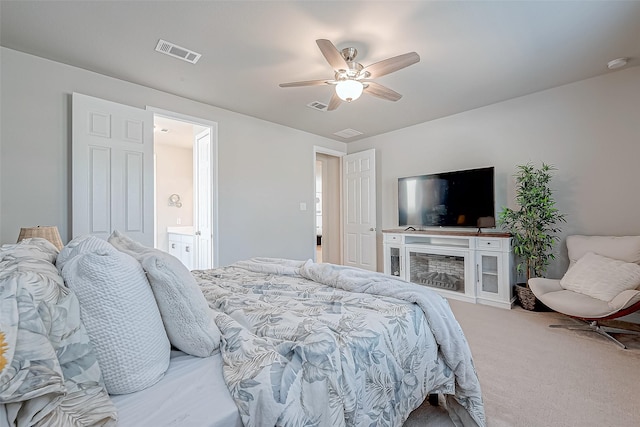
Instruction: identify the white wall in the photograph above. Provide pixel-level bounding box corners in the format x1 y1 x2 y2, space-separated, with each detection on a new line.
0 47 347 265
3 46 640 277
348 66 640 280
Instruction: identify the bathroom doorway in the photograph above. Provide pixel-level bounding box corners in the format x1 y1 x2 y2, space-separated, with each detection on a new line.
151 109 219 269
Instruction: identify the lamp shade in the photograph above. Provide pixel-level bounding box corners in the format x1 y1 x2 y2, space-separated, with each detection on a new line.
17 226 63 250
335 80 364 102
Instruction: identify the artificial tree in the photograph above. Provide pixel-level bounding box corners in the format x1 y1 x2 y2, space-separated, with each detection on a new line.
498 163 566 309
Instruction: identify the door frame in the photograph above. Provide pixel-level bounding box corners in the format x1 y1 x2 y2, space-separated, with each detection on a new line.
147 106 220 267
313 146 346 263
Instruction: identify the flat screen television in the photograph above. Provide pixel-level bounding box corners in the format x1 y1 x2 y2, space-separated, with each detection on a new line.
398 166 495 229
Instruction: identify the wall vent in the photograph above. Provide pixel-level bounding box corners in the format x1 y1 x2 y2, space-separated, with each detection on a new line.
306 101 328 112
155 39 202 64
334 128 364 139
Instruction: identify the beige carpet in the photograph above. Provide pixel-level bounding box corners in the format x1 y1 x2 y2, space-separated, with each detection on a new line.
404 299 640 426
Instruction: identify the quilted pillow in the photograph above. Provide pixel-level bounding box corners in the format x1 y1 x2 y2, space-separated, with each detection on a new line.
560 252 640 302
56 234 114 272
61 241 170 394
109 230 221 356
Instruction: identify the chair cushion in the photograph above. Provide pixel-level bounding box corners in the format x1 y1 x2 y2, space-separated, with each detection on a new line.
608 289 640 311
560 252 640 302
529 277 638 319
535 288 617 318
566 235 640 268
528 277 563 297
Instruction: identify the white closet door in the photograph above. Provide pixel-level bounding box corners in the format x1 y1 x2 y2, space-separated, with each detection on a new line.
72 93 154 246
343 149 377 271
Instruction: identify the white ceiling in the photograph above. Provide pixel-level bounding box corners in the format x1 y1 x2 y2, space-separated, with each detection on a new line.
154 116 206 149
1 1 639 143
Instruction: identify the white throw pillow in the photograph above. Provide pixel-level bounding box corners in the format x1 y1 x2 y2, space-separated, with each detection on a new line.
560 252 640 302
56 235 113 272
141 253 221 356
61 245 170 394
107 229 150 257
109 230 221 356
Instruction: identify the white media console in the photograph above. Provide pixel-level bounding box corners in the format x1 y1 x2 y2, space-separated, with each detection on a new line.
383 229 515 309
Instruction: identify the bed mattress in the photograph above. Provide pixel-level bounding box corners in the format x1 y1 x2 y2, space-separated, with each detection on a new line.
110 350 242 427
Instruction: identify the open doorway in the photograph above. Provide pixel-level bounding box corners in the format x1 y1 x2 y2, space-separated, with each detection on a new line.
315 150 343 264
151 109 218 270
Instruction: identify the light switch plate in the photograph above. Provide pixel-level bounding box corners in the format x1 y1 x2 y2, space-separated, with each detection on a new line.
299 202 307 211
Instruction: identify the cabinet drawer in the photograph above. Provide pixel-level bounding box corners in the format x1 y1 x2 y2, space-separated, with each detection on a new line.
168 233 194 252
169 233 193 243
477 238 502 250
384 233 402 243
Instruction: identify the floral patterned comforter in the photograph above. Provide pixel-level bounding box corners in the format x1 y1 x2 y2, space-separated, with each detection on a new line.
193 258 485 427
0 238 116 426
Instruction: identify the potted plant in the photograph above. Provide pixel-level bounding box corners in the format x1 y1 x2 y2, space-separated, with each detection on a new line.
498 163 566 310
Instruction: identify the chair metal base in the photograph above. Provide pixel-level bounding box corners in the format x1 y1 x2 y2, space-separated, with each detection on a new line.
549 319 640 349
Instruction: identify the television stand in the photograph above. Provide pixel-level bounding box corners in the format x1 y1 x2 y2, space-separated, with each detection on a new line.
382 229 515 309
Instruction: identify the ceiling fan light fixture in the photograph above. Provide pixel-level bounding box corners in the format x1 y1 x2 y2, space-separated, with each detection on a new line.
279 39 420 110
335 80 363 102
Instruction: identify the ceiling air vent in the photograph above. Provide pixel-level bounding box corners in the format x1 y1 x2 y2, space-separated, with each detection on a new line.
334 128 363 139
306 101 328 112
155 39 202 64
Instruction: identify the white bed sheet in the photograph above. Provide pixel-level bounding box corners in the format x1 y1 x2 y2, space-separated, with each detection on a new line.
111 350 241 427
0 403 7 427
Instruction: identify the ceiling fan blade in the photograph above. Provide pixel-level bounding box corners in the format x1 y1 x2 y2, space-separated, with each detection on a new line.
316 39 348 71
279 79 330 88
363 52 420 78
363 81 402 101
327 92 342 111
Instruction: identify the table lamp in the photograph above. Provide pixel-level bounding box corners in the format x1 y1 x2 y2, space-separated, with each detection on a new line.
17 225 63 250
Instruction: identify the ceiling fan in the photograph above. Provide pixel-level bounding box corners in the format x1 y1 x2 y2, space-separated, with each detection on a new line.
279 39 420 111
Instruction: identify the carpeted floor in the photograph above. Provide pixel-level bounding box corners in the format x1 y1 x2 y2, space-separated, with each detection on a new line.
404 299 640 426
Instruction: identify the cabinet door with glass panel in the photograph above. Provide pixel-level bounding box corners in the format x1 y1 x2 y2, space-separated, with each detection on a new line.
384 244 404 278
475 237 513 305
476 251 505 303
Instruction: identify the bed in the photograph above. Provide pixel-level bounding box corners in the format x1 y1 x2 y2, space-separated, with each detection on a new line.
0 237 485 427
191 258 484 426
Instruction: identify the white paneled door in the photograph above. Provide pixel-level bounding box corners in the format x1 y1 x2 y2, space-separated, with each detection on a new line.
72 93 154 246
343 149 377 271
